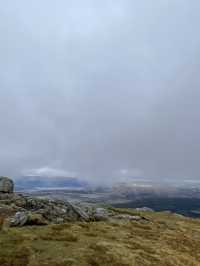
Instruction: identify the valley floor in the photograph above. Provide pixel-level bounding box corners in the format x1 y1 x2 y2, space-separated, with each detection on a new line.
0 209 200 266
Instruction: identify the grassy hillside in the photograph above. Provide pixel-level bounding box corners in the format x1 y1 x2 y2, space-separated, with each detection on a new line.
0 209 200 266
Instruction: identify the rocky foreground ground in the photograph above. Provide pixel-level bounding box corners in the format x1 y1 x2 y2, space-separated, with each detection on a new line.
0 177 200 265
0 177 147 227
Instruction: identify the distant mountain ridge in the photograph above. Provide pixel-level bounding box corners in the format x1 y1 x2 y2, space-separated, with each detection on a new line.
14 176 88 190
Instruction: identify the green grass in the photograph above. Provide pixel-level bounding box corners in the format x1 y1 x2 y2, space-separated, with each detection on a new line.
0 209 200 265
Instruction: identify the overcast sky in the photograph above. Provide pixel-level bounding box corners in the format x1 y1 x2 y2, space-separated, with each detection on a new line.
0 1 200 184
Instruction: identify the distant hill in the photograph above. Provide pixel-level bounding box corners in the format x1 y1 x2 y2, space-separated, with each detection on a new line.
113 197 200 218
14 176 88 191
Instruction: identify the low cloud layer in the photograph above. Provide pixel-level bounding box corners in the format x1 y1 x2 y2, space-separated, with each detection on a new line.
22 166 77 179
0 1 200 184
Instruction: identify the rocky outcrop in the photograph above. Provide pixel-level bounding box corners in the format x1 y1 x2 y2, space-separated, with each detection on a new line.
0 177 14 193
0 194 90 225
0 193 146 227
0 177 145 227
8 212 48 227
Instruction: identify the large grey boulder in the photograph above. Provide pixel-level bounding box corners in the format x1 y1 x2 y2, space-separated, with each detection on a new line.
6 211 48 227
67 202 90 221
0 177 14 193
93 208 111 221
9 212 29 227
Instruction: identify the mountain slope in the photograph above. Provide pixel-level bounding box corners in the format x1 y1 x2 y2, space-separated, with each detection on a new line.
0 209 200 266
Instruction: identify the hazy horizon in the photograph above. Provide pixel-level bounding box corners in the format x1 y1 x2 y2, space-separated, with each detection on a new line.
1 1 200 184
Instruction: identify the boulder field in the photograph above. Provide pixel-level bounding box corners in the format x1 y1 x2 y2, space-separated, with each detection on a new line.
0 177 146 227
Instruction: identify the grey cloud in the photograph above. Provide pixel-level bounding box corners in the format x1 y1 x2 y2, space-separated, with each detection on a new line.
22 166 77 178
0 1 200 183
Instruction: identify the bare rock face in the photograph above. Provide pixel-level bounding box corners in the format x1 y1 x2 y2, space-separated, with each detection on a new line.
0 177 14 193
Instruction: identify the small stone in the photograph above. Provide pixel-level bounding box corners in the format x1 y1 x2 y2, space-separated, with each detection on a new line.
56 217 64 224
114 214 142 221
135 207 154 212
